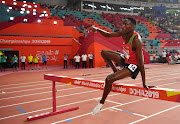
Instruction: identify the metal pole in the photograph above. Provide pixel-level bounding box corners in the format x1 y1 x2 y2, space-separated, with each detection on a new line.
52 81 56 112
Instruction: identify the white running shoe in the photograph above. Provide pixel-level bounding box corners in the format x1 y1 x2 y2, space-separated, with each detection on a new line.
91 102 104 115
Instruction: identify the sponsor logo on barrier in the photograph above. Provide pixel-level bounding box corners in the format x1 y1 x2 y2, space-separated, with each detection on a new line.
129 88 159 98
74 80 81 85
112 86 126 93
74 80 104 89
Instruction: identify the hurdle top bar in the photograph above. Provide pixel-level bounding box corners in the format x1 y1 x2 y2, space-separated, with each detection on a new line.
44 74 180 103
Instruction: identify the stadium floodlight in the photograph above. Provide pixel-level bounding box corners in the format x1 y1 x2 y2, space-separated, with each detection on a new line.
20 11 24 14
33 12 36 15
26 10 30 14
40 14 44 17
34 5 37 8
28 5 32 8
53 21 57 24
2 1 5 4
37 19 41 23
7 9 10 12
24 18 27 22
22 4 27 7
21 8 25 11
10 17 14 21
13 2 17 5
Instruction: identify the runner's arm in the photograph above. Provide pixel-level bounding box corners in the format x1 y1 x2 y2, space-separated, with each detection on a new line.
88 27 124 38
97 29 124 38
133 35 147 88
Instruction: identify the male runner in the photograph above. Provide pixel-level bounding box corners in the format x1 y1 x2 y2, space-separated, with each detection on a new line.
88 17 155 115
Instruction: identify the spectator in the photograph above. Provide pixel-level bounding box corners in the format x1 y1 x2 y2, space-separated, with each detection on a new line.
88 52 94 68
174 53 179 61
150 43 153 49
28 53 33 70
20 54 26 70
1 54 7 71
42 53 48 69
162 51 167 64
12 54 18 72
82 52 87 68
168 54 177 65
178 53 180 60
33 55 40 70
153 52 156 63
74 54 80 68
63 54 68 69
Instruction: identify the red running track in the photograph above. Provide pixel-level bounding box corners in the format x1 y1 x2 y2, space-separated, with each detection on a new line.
0 64 180 124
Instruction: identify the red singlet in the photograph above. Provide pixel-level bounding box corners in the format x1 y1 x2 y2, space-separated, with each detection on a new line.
122 31 139 65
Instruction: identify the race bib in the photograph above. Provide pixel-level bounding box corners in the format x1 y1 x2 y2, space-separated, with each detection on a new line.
128 64 137 72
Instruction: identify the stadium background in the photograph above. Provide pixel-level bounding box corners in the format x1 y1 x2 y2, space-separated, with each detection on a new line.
0 0 180 68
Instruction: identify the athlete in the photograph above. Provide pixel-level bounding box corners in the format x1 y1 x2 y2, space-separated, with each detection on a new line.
88 17 155 115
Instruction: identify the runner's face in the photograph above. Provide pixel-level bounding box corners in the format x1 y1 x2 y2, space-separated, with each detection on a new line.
122 19 134 34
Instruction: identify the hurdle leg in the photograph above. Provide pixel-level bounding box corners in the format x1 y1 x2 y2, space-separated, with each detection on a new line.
53 81 56 112
27 81 79 121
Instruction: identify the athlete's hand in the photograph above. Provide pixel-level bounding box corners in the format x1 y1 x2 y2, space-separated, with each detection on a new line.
143 84 156 90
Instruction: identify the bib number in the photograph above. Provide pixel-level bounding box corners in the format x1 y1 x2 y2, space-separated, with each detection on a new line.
128 64 137 72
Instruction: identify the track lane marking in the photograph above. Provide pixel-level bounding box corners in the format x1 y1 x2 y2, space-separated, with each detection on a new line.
129 104 180 124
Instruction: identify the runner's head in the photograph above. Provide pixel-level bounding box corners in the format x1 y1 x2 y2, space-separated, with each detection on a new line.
122 17 136 34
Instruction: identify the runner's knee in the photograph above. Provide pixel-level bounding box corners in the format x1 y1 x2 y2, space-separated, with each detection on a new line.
101 50 106 57
101 50 111 56
105 74 115 84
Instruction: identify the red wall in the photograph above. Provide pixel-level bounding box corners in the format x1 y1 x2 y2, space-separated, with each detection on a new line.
0 45 72 66
1 20 72 36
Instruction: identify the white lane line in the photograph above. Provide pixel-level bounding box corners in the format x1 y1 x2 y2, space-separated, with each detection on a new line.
88 71 180 82
1 84 68 94
0 80 48 87
129 104 180 124
87 68 180 78
105 100 123 105
111 107 147 118
134 76 180 85
112 74 180 87
0 90 99 109
1 82 52 90
0 87 83 100
86 69 180 79
51 98 148 124
0 93 120 120
0 66 179 87
157 81 180 87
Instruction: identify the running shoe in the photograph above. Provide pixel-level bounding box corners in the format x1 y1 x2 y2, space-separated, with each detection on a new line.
91 102 104 115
